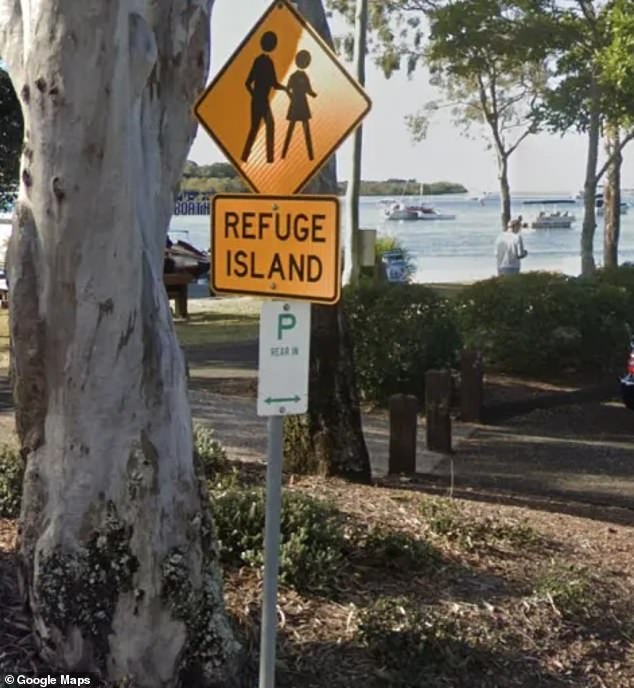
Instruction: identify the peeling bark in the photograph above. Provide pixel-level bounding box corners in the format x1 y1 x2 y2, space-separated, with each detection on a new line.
1 2 243 685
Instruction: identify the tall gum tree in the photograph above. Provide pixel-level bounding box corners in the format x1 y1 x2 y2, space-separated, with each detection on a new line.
284 0 371 483
0 1 244 684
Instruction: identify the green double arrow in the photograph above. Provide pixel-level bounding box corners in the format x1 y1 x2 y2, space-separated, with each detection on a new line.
265 395 301 404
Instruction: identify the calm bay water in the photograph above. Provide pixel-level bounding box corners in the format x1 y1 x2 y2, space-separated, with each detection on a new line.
170 193 634 283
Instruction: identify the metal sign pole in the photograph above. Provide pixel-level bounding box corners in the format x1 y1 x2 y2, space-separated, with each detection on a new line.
258 414 284 688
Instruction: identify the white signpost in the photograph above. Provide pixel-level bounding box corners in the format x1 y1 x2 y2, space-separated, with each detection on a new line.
193 3 371 685
257 301 311 416
256 301 310 687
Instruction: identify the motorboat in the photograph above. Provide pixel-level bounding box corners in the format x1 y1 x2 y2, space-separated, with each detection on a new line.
595 195 628 216
522 199 576 229
165 232 210 279
412 205 456 221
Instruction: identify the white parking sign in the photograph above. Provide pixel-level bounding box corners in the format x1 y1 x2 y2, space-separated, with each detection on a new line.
257 301 311 416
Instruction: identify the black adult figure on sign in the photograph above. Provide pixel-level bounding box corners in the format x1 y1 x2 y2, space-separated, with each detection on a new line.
241 31 286 164
281 50 317 161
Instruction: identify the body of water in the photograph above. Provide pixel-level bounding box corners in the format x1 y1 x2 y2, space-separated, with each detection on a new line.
170 193 634 283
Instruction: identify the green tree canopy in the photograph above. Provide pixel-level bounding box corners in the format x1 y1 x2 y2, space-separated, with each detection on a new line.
0 67 22 210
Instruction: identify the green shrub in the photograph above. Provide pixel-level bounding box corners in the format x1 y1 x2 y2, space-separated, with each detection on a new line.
193 424 228 479
344 283 461 403
357 597 482 684
211 487 344 590
455 272 630 374
0 444 24 518
362 528 442 572
592 265 634 322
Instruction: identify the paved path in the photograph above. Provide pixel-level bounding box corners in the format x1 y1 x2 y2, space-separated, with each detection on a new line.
189 384 473 478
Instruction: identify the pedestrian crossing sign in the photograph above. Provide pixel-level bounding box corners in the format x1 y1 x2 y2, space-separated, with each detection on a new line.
193 0 372 195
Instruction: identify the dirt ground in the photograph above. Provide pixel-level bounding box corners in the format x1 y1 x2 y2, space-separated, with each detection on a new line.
1 357 634 686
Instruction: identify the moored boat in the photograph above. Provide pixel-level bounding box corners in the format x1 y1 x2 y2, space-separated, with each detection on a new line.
522 199 576 229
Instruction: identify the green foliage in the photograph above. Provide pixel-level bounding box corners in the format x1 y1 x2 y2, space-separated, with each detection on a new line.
533 565 597 619
420 498 541 551
344 283 461 403
357 597 483 685
454 272 630 374
0 68 23 210
193 424 228 480
180 175 247 194
211 487 344 590
182 160 238 179
374 235 416 281
0 444 23 518
337 180 468 195
592 265 634 321
362 528 442 572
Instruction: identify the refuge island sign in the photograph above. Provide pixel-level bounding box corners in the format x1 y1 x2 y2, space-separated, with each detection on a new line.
212 194 340 303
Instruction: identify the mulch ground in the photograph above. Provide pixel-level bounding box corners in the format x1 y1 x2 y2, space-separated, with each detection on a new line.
2 474 634 687
2 373 634 686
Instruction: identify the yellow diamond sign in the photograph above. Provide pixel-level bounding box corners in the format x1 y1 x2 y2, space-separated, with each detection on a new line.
194 0 371 195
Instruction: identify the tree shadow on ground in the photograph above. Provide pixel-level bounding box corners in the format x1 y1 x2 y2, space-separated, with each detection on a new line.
413 400 634 517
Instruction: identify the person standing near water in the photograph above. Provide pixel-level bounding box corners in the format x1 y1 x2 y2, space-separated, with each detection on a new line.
241 31 287 164
495 218 528 275
281 50 317 160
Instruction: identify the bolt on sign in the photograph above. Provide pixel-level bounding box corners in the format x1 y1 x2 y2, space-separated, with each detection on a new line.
193 0 372 195
212 194 340 304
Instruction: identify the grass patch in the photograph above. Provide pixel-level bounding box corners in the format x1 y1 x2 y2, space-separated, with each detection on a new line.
357 596 486 685
0 309 9 370
419 497 542 550
174 310 259 346
533 564 599 620
360 528 442 573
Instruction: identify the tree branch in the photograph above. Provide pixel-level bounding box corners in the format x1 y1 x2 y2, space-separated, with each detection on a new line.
595 128 634 183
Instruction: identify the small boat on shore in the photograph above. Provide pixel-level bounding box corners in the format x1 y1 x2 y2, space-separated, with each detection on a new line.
165 232 210 279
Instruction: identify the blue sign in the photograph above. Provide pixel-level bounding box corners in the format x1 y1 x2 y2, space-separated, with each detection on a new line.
174 200 210 215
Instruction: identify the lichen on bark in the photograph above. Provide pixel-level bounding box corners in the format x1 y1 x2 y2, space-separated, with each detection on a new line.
36 502 139 669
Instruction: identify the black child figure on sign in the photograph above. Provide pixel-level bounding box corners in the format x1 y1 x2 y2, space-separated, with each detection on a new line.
241 31 287 164
281 50 317 161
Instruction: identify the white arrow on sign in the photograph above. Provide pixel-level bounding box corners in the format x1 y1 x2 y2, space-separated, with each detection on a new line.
257 301 311 417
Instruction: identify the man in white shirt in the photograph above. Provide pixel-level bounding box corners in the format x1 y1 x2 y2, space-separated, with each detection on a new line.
494 218 527 275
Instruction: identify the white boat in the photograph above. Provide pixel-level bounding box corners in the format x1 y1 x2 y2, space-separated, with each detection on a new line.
380 200 418 221
595 195 628 216
522 199 576 229
411 205 456 221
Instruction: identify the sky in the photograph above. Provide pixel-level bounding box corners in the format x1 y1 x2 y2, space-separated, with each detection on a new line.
188 0 634 194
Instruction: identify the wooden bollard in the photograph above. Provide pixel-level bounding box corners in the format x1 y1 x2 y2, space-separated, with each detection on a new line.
425 370 452 453
460 349 483 422
388 394 418 474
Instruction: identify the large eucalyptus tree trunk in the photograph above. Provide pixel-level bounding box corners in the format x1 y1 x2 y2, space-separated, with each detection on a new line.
0 2 242 684
581 76 601 276
603 126 622 269
284 0 371 484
